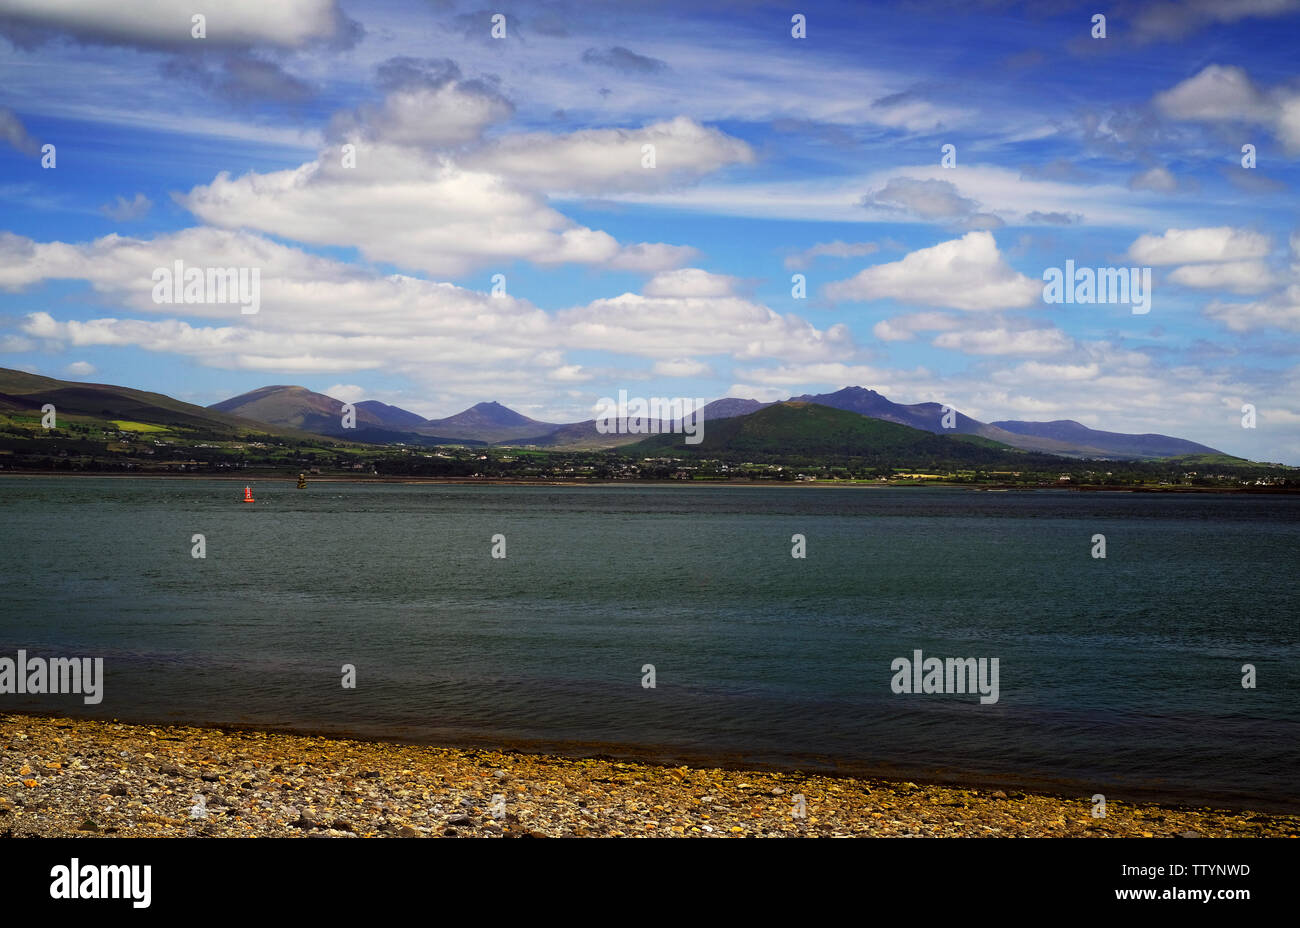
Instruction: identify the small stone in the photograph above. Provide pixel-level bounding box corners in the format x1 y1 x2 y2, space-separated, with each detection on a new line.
446 814 473 827
1177 830 1201 838
395 825 421 838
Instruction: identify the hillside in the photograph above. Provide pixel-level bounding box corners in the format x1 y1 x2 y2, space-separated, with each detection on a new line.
210 385 477 445
788 386 1215 459
417 401 559 443
990 419 1221 459
0 368 321 441
623 401 1041 466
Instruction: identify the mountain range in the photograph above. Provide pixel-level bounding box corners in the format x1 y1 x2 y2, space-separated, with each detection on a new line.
0 368 323 442
207 382 1222 460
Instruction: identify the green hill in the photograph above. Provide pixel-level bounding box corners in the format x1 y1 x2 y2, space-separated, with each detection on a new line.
0 368 327 442
623 401 1042 466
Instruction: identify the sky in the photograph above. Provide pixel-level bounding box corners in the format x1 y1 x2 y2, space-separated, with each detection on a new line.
0 0 1297 461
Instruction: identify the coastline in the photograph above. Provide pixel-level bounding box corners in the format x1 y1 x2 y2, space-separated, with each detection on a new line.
5 714 1296 838
0 471 1294 492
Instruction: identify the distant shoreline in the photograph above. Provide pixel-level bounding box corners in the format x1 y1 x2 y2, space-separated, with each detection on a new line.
0 471 1295 493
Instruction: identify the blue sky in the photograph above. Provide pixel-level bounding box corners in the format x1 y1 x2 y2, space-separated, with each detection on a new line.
0 0 1298 460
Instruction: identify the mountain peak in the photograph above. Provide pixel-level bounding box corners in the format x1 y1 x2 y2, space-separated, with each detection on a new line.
419 400 556 440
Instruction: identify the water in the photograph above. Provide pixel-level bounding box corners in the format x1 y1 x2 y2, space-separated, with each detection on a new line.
2 477 1297 810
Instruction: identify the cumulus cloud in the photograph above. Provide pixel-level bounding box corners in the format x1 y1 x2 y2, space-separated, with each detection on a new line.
1168 261 1276 294
172 73 739 275
99 193 153 221
641 268 737 299
1154 65 1300 154
64 360 96 376
1 228 851 406
1128 166 1180 193
825 231 1040 311
871 311 956 342
467 116 754 195
323 383 365 403
0 0 358 50
176 144 689 278
1205 287 1300 333
560 282 853 362
331 60 514 148
931 326 1073 356
861 177 1002 229
653 358 712 377
1128 227 1273 265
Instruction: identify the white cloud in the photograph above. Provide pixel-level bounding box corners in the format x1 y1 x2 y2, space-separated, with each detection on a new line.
932 327 1073 356
324 383 365 403
1205 286 1300 332
642 267 736 299
1154 65 1273 122
871 311 957 342
653 358 712 377
1168 261 1276 294
1154 65 1300 154
99 193 152 221
784 240 880 271
177 146 689 277
612 163 1167 228
861 177 1001 228
2 227 853 409
1128 166 1179 193
1128 227 1273 265
0 0 352 48
335 81 514 148
64 360 96 376
825 231 1040 311
468 117 754 195
560 289 853 362
173 90 741 277
0 334 35 352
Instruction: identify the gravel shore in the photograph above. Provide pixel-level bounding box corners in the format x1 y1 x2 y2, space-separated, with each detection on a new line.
3 714 1296 838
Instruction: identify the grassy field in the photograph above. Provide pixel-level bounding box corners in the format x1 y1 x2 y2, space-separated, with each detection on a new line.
109 420 170 433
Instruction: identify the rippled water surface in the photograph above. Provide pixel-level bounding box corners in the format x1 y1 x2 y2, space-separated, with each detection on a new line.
2 477 1297 809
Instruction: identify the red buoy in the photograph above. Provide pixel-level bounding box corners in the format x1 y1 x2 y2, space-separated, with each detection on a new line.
242 486 255 503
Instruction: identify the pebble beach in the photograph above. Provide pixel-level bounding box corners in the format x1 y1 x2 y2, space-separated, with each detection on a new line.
3 714 1296 838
